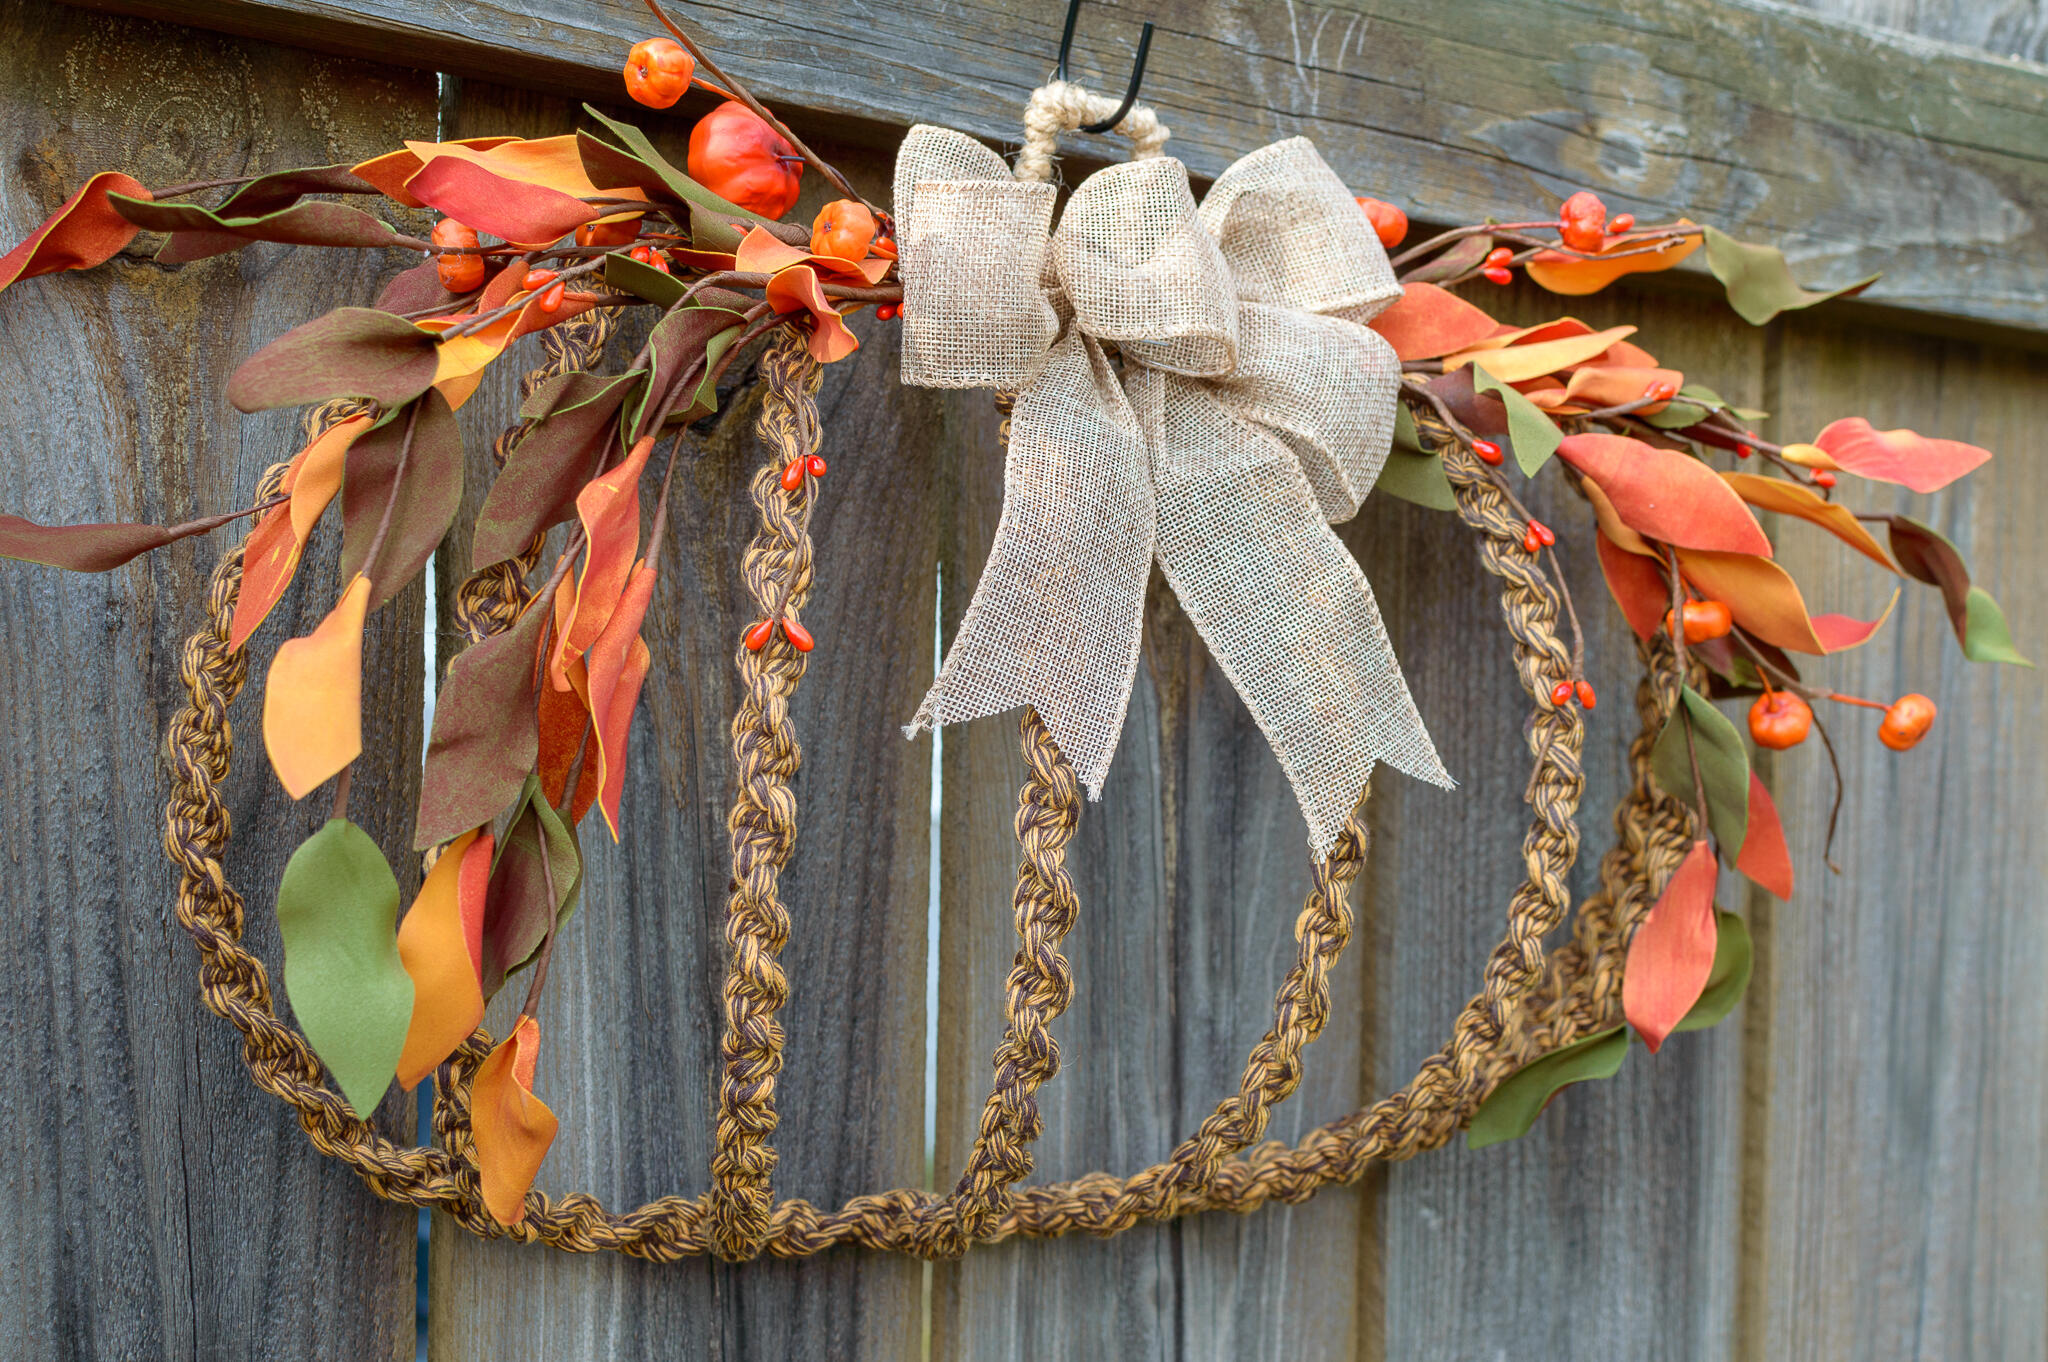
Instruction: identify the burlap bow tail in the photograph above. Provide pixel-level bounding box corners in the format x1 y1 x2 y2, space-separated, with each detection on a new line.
895 127 1451 856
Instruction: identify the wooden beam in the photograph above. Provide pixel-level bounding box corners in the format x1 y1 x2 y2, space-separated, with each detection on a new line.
59 0 2048 334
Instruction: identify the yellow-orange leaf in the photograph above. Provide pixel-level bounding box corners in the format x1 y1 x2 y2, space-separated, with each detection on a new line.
1446 326 1638 384
1562 365 1685 412
262 573 371 798
473 1014 558 1226
395 829 488 1089
1674 550 1826 654
1582 477 1656 556
352 137 520 206
1525 225 1701 296
231 414 372 650
424 289 604 411
1722 472 1898 571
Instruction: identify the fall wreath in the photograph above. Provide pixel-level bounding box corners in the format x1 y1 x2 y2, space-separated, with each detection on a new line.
0 1 2022 1260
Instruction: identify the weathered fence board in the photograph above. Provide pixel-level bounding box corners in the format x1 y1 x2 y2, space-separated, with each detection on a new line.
426 96 938 1361
0 4 433 1359
61 0 2048 331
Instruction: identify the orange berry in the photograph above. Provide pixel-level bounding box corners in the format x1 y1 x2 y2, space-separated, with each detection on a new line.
1559 190 1607 252
689 101 802 218
743 619 775 652
1576 680 1597 709
1607 213 1636 233
576 217 641 249
1353 196 1408 249
1665 598 1734 643
780 458 805 491
1749 691 1813 749
432 219 486 292
1878 693 1936 751
623 37 694 109
810 199 877 261
781 618 815 653
1550 680 1575 707
1813 470 1837 489
1470 438 1503 465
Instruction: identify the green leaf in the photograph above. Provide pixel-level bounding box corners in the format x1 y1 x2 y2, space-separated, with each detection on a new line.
1962 586 2033 666
277 818 413 1116
1393 402 1423 454
1652 686 1750 852
1466 1025 1628 1149
1375 449 1457 511
627 304 748 438
1674 910 1753 1033
1702 225 1880 326
1644 400 1714 429
604 249 688 308
338 388 464 608
227 307 438 413
1471 365 1562 474
481 776 583 999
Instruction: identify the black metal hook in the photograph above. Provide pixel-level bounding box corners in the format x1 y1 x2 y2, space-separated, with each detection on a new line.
1054 0 1155 135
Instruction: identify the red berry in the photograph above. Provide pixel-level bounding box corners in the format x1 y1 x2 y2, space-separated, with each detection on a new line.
1736 443 1754 459
1523 528 1541 553
624 37 695 109
1484 246 1513 268
782 618 815 652
780 459 805 491
1607 213 1636 234
1642 380 1678 403
807 455 827 478
1482 265 1513 285
743 619 774 652
539 281 566 313
1559 190 1608 252
524 268 558 290
1530 519 1556 547
1470 438 1503 465
1550 680 1575 707
1576 680 1597 709
1813 470 1837 489
875 303 900 321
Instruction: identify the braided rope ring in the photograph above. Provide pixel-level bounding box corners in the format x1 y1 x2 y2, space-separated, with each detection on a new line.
157 328 1698 1260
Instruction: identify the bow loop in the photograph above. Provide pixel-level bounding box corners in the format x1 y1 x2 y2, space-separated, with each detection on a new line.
1198 138 1401 324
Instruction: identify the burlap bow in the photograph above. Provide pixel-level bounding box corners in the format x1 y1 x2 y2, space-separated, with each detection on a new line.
894 126 1451 857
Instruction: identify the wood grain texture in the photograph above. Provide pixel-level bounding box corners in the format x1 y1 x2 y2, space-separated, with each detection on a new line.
1744 317 2048 1361
426 101 937 1360
1786 0 2048 63
0 4 432 1358
1354 283 1764 1361
55 0 2048 333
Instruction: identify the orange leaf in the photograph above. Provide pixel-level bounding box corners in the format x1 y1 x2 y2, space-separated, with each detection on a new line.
1596 528 1669 640
1810 418 1992 494
471 1014 558 1227
1674 550 1826 653
351 137 520 207
1721 472 1898 571
1561 365 1685 412
1446 326 1639 384
262 573 371 798
763 264 860 364
1581 477 1655 556
231 414 372 650
395 829 488 1088
585 561 657 839
562 437 655 666
1365 282 1501 361
1735 774 1794 900
1623 840 1720 1053
0 172 150 293
535 672 592 811
1525 225 1701 296
1558 434 1772 556
734 225 890 285
424 288 602 411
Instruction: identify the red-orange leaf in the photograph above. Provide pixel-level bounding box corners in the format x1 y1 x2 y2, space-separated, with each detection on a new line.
763 264 859 364
1623 840 1720 1053
352 137 521 206
734 225 890 285
0 172 149 293
562 436 655 664
1365 282 1500 361
1811 418 1992 494
1525 225 1701 296
263 573 371 799
472 1015 558 1227
535 670 592 814
232 414 371 650
1596 528 1669 640
1735 774 1794 899
1674 549 1826 654
1448 327 1638 385
395 829 488 1089
405 155 599 249
585 561 657 839
1558 434 1772 556
1811 590 1899 652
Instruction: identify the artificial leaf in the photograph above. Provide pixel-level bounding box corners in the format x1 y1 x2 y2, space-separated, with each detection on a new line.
227 307 438 412
471 1015 558 1227
1884 515 2032 663
1810 418 1991 494
1722 471 1897 571
1673 549 1830 654
734 225 892 285
1422 369 1509 444
1557 434 1772 556
396 829 489 1089
584 561 657 838
232 413 372 650
413 600 549 850
560 436 656 664
1581 478 1654 557
473 370 643 571
375 259 463 316
0 171 148 293
404 153 599 248
1810 590 1898 651
1622 839 1720 1053
1376 450 1457 511
1595 528 1669 640
627 304 748 438
276 818 412 1115
212 164 377 217
1734 773 1793 899
536 666 593 813
352 136 521 207
1465 1026 1627 1150
1448 326 1638 384
1559 365 1686 413
1961 587 2031 666
1457 317 1597 352
1651 687 1750 852
422 287 604 412
263 574 370 799
481 777 582 998
604 249 687 308
111 194 410 264
338 390 464 609
1702 225 1878 325
1524 225 1700 295
1673 910 1754 1033
0 512 204 572
580 106 784 233
1400 234 1492 286
764 264 860 364
1471 366 1562 474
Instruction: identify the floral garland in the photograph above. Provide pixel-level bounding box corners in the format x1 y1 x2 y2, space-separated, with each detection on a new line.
0 0 2020 1226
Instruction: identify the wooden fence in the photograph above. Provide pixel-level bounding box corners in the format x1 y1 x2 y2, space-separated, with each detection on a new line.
1 1 2041 1358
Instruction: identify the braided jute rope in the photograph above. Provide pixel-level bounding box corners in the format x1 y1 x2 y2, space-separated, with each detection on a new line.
156 318 1699 1259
